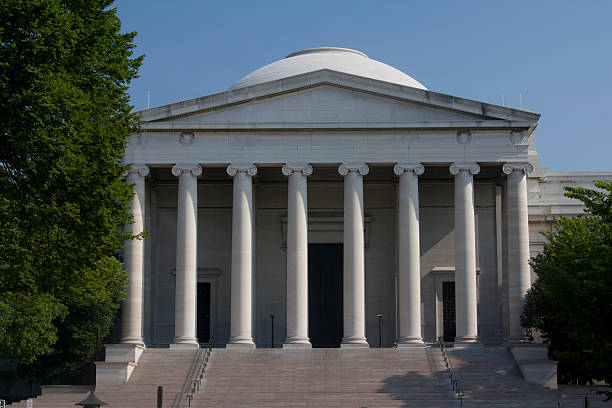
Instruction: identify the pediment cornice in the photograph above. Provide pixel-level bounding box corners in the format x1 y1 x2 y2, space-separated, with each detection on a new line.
136 69 539 133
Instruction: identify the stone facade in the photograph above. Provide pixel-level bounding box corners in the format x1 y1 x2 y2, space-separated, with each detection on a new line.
116 47 612 352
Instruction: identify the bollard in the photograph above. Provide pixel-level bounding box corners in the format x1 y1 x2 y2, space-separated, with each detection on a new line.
157 386 163 408
270 315 275 348
376 313 383 348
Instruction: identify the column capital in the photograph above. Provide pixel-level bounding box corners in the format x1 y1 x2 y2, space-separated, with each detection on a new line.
338 162 369 176
282 163 313 177
502 162 534 175
125 164 150 178
227 163 257 177
172 164 202 177
450 162 480 175
394 163 425 176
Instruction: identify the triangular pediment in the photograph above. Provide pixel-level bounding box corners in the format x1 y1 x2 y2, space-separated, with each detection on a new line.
167 85 485 124
138 69 539 131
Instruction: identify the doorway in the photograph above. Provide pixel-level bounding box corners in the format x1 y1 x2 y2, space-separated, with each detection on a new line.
308 243 343 347
197 282 211 344
442 281 456 342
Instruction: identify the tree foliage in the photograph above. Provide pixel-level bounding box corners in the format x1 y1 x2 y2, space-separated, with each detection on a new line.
522 181 612 386
0 0 142 378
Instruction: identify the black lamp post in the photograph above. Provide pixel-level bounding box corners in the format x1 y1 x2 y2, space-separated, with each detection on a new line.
75 390 106 408
376 313 384 348
270 315 275 348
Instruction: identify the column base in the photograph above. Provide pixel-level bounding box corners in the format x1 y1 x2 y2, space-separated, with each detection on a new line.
283 336 311 348
227 336 255 349
397 337 426 347
454 336 482 348
341 337 369 348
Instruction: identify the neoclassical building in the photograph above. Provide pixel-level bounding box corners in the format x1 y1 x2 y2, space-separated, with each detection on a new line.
117 47 611 351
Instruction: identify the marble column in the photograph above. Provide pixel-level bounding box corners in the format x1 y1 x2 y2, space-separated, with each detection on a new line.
450 162 480 344
282 163 313 348
171 164 202 348
394 163 425 346
227 164 257 348
503 162 534 342
338 163 369 347
120 165 149 345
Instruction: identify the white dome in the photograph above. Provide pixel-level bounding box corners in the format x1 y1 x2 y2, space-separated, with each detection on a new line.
229 47 427 91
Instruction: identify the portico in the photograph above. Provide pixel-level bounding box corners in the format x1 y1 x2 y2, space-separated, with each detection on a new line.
118 48 539 350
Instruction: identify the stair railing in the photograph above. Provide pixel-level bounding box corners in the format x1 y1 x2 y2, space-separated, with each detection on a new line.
186 337 215 407
557 397 570 408
438 337 465 407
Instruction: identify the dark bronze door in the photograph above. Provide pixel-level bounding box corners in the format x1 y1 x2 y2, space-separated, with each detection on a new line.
308 244 343 348
197 282 211 343
442 281 456 342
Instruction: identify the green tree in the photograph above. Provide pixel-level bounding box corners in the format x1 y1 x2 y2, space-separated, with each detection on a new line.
0 0 142 379
522 181 612 388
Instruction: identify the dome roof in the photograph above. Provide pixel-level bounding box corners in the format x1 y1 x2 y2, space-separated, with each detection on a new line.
229 47 427 91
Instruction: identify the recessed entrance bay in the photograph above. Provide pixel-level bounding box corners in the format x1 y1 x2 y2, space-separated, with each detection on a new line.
308 244 343 348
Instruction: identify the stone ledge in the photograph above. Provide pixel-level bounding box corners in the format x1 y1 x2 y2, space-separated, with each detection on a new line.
95 361 137 387
509 343 558 389
40 385 90 395
104 343 145 363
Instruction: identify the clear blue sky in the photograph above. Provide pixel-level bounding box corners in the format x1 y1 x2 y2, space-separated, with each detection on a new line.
115 0 611 172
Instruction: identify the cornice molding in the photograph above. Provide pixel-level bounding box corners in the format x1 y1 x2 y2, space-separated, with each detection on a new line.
450 162 480 175
502 162 534 175
125 164 150 178
282 163 313 177
393 163 425 176
171 164 202 177
227 163 257 177
338 163 369 176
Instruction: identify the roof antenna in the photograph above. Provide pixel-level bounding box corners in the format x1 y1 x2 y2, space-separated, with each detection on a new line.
147 90 151 109
501 93 505 107
519 92 523 110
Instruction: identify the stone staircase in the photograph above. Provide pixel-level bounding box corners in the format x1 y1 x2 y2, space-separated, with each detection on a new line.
192 347 456 408
9 348 201 408
448 346 606 408
8 345 608 408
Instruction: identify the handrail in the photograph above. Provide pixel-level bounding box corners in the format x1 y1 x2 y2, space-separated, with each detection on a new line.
186 337 214 407
557 398 570 408
438 337 465 407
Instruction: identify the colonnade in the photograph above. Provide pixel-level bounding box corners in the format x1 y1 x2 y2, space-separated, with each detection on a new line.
121 161 533 347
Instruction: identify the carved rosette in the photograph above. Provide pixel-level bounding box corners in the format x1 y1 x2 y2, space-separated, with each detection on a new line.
502 162 533 175
171 164 202 177
227 163 257 177
124 164 150 178
450 162 480 175
282 163 313 177
456 130 473 145
393 163 425 176
338 163 369 176
509 130 527 145
179 132 195 146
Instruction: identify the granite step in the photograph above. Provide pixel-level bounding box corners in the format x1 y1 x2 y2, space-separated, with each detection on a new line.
9 345 607 408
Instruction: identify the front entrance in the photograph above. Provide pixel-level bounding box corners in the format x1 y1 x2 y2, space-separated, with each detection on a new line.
442 281 456 342
197 282 211 343
308 244 343 347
